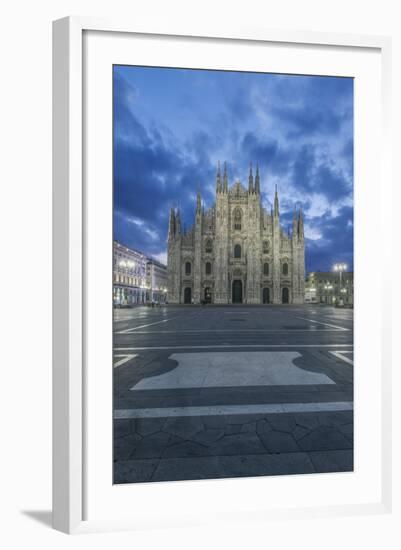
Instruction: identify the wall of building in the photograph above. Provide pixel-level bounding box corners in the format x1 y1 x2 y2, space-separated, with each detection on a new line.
305 272 354 306
146 260 168 303
167 166 305 305
113 241 167 306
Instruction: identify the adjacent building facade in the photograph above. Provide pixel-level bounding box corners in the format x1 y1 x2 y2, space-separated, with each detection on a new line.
146 259 168 304
113 242 148 306
113 241 167 306
167 163 305 304
305 271 354 306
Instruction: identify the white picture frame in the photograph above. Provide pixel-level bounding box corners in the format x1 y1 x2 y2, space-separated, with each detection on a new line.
52 16 392 534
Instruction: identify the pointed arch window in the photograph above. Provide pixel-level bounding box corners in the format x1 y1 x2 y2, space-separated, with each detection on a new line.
205 239 213 254
205 262 212 275
282 262 288 276
234 208 242 230
263 262 269 276
185 261 191 275
234 244 241 259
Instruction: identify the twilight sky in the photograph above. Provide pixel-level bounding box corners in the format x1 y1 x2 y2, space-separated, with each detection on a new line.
113 65 353 272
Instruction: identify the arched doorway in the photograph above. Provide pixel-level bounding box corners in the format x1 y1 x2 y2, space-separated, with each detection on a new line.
262 287 270 304
204 287 212 304
184 287 192 304
232 280 243 304
282 287 289 304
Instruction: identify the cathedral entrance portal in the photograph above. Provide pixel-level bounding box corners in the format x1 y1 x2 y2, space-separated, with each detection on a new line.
184 287 192 304
262 287 270 304
232 280 243 304
204 287 212 304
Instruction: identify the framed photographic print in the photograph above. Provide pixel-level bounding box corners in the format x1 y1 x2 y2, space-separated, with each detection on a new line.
52 17 392 533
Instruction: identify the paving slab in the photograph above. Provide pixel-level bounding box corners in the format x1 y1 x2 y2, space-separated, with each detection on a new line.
114 433 143 460
114 459 160 483
162 440 210 458
207 432 266 456
134 417 167 436
163 416 205 439
258 431 299 453
130 431 175 459
190 429 225 445
297 425 352 452
309 450 353 472
151 452 316 482
114 419 134 439
219 452 316 477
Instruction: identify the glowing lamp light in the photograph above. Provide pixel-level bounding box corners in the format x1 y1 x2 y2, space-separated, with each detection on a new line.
334 263 347 272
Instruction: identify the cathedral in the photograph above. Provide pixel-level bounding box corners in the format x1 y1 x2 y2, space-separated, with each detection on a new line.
167 163 305 305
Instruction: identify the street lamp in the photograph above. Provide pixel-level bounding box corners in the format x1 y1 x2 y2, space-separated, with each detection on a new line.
324 284 333 304
333 263 347 304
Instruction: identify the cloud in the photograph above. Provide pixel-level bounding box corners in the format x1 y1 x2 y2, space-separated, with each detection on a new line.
152 251 168 264
113 67 353 272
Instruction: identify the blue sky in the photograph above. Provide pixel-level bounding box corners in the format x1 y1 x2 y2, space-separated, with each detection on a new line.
113 65 353 272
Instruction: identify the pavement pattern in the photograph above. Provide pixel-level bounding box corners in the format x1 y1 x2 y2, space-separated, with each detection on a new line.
113 305 353 483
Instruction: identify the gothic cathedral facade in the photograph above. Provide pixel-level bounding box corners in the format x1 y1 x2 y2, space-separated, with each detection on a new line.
167 163 305 305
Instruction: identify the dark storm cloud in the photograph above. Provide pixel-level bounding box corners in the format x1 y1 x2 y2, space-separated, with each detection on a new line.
113 71 217 255
241 133 291 176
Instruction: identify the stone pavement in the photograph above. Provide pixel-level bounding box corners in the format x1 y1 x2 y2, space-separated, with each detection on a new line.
113 305 354 483
114 411 353 483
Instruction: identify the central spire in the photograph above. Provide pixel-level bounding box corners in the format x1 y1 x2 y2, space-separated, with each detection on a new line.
274 184 279 218
216 161 222 193
168 207 175 239
175 208 181 234
223 161 228 193
255 163 260 194
298 207 304 239
248 163 254 193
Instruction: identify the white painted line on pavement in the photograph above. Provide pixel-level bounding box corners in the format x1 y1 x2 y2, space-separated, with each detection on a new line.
114 401 353 419
295 316 349 331
117 317 179 334
125 329 343 334
114 344 354 351
223 311 250 314
113 354 138 368
329 350 354 366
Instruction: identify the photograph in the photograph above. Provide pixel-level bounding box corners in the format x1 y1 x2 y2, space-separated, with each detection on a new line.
112 65 354 484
